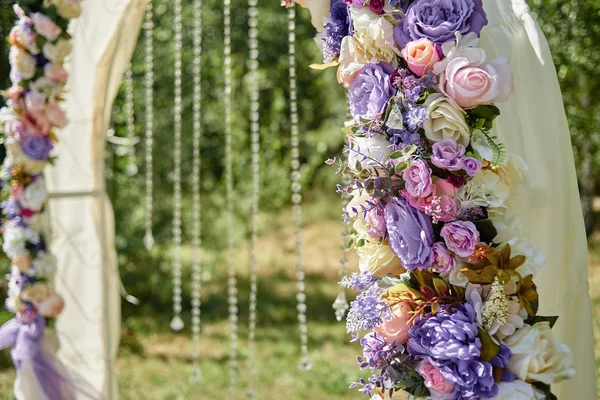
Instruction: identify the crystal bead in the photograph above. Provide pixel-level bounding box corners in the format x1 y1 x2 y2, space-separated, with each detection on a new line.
170 315 184 331
298 357 312 371
191 368 201 383
144 232 155 250
332 291 349 322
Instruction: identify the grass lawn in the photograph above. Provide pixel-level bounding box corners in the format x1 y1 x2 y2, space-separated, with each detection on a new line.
0 198 597 399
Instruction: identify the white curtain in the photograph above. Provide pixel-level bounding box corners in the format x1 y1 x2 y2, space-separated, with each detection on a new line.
480 0 596 398
44 0 147 398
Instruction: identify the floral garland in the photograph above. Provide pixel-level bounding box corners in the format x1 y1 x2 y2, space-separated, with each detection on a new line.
0 0 81 352
293 0 575 399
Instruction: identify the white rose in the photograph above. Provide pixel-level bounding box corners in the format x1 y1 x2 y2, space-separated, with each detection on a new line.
512 240 546 278
2 224 40 259
470 129 495 162
32 251 58 278
43 38 73 63
495 380 540 400
433 32 487 74
338 9 399 86
457 170 510 209
9 47 36 80
21 177 48 212
423 94 470 147
348 134 392 171
357 240 404 277
505 322 575 385
53 0 83 19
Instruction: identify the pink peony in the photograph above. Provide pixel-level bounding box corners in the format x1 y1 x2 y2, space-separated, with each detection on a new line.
403 179 457 223
46 103 68 128
440 56 513 109
401 39 441 77
22 110 52 136
374 302 413 345
38 293 65 317
418 359 455 396
31 13 63 41
403 159 432 198
441 221 480 257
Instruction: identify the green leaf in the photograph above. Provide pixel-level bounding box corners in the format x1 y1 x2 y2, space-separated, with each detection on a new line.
389 150 404 159
469 105 501 121
478 328 500 362
527 315 559 328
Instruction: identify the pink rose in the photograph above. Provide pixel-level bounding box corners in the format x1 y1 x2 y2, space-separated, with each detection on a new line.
430 243 456 273
403 159 432 198
46 103 68 128
22 110 51 136
25 90 46 111
44 63 69 83
38 293 65 317
441 220 480 257
418 359 455 397
31 13 63 41
403 179 457 223
7 85 25 107
440 56 513 109
401 39 440 77
374 302 413 345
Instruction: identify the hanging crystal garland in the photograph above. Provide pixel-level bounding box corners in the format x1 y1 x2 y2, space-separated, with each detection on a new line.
288 4 311 372
332 171 351 321
170 0 184 333
223 0 238 391
124 65 138 176
246 0 259 396
191 0 203 383
143 0 155 251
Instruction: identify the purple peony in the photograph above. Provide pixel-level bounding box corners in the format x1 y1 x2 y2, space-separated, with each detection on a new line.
461 156 482 177
21 134 53 161
394 0 488 47
408 304 500 399
431 139 465 171
349 63 396 121
384 197 434 270
440 220 479 257
403 159 432 198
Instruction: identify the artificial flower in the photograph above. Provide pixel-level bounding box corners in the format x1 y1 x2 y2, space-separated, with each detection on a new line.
423 93 470 147
401 38 440 77
52 0 83 20
348 63 396 120
440 220 479 257
21 177 48 212
38 293 65 317
31 13 63 41
417 359 455 398
347 134 392 171
42 37 73 63
430 139 465 171
357 240 405 277
430 242 456 273
402 158 432 198
374 301 413 344
9 46 36 80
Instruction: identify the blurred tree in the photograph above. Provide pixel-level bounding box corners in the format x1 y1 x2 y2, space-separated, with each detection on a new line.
529 0 600 235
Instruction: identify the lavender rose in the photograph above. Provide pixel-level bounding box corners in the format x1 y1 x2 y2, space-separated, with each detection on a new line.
21 134 53 161
430 139 465 171
430 242 456 273
402 158 432 198
394 0 487 47
441 220 479 257
348 63 396 121
384 197 434 271
462 156 482 176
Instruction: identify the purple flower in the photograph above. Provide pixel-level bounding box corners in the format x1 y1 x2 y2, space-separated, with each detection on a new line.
431 139 465 171
384 197 434 270
394 0 488 47
345 283 387 333
430 242 456 273
440 221 479 257
340 271 378 292
1 199 21 221
461 156 482 177
321 0 351 63
403 159 432 198
349 63 396 121
408 304 499 399
21 134 53 161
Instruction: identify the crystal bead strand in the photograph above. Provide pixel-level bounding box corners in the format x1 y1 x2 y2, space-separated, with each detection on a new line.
332 172 351 321
170 0 184 333
191 0 203 383
246 0 259 396
288 5 311 372
224 0 238 391
143 0 155 251
124 65 138 176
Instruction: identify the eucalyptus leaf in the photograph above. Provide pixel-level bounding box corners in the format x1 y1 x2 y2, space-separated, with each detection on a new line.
386 103 404 129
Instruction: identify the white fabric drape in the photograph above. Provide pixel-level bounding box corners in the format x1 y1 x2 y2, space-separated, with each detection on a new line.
44 0 147 398
480 0 596 398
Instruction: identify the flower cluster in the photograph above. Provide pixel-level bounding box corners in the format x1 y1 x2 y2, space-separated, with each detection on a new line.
0 2 81 326
298 0 575 398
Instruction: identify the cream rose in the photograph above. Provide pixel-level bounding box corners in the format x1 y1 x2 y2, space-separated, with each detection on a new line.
440 56 513 109
53 0 83 19
9 47 36 80
423 93 470 147
505 322 575 385
357 240 404 277
21 177 48 212
495 380 540 400
402 39 440 77
457 169 509 209
348 134 392 171
338 8 399 87
43 38 73 63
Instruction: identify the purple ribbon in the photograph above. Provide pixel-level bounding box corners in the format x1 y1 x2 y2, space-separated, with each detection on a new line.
0 317 102 400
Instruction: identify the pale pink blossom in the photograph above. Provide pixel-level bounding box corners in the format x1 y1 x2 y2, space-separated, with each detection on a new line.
31 13 62 41
401 39 440 77
374 302 413 345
